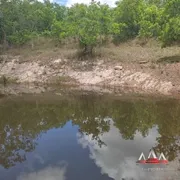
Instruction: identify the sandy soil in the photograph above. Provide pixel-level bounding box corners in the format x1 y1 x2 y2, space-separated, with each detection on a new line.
0 54 180 97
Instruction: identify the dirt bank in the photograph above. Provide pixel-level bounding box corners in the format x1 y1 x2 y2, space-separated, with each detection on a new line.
0 52 180 98
1 40 180 97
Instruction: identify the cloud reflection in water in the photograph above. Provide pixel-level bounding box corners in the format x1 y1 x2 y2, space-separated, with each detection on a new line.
77 118 179 180
17 164 67 180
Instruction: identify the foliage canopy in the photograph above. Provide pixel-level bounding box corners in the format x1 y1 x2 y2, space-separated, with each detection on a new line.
0 0 179 53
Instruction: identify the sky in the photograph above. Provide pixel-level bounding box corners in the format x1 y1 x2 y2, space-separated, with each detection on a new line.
38 0 117 7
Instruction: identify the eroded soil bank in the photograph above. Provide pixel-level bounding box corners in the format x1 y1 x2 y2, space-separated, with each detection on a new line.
0 52 180 98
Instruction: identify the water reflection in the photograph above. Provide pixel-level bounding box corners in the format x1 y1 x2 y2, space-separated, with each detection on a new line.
17 165 67 180
0 93 179 180
77 118 179 179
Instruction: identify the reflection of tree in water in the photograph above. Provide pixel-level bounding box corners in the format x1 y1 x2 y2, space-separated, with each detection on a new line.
0 99 72 168
0 94 180 168
77 96 180 162
112 99 180 162
154 136 180 161
0 94 110 168
0 125 36 168
77 116 110 148
72 94 111 148
74 96 180 162
153 101 180 161
111 100 156 140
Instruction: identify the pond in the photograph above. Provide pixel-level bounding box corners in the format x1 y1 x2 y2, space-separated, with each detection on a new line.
0 91 179 180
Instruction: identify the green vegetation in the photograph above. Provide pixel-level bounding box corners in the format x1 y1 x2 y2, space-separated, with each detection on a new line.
0 0 179 55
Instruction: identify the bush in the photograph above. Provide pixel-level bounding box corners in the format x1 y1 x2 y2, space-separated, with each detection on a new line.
139 5 162 38
8 31 37 46
160 17 180 46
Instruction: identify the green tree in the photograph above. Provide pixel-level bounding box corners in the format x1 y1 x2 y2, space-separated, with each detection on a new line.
0 0 180 50
145 0 167 7
113 0 145 42
160 0 180 46
64 2 114 55
139 4 162 38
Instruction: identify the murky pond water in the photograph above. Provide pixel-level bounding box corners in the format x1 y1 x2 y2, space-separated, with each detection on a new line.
0 91 180 180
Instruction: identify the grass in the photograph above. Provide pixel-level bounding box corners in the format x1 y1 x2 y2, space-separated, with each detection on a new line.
96 40 180 63
5 37 77 63
2 37 180 64
157 55 180 64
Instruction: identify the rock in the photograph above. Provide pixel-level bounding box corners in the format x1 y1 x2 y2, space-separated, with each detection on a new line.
53 59 62 64
114 66 123 70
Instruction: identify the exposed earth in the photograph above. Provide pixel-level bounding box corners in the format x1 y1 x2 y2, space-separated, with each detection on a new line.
0 53 180 98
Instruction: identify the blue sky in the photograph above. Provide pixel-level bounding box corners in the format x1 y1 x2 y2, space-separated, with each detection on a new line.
38 0 67 5
39 0 117 7
54 0 67 6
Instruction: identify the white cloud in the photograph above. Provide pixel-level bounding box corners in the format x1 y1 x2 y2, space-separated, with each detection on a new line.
77 118 179 180
66 0 117 7
17 165 67 180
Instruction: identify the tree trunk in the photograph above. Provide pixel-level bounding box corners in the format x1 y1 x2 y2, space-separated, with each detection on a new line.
83 44 93 56
1 28 8 50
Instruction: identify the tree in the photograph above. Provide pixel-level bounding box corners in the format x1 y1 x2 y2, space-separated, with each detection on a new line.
145 0 167 7
139 4 162 38
160 0 180 46
64 2 114 56
113 0 145 42
0 0 180 50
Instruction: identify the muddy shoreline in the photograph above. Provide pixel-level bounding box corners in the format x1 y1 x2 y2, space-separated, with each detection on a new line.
0 54 180 98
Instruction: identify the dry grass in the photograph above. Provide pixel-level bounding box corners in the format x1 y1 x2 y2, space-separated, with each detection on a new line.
96 39 180 63
5 37 78 63
3 37 180 64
